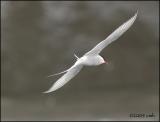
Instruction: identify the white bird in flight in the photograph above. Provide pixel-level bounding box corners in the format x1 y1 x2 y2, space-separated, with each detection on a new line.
43 11 138 93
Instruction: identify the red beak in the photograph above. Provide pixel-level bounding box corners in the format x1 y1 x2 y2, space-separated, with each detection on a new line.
104 60 108 64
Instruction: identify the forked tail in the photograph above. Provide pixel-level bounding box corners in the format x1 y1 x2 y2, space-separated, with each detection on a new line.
47 69 68 77
47 54 79 78
74 54 79 60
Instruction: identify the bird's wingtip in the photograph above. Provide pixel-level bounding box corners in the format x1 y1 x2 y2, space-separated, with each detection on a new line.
42 89 54 94
42 90 50 94
42 86 57 94
135 9 139 17
130 10 138 22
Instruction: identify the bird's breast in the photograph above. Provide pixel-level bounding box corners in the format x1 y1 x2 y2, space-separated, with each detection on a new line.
80 56 100 66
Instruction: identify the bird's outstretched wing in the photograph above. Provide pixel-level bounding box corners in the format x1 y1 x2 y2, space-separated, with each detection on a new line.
43 64 83 93
85 11 138 56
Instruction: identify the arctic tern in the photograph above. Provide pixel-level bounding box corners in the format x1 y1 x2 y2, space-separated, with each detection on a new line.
43 11 138 93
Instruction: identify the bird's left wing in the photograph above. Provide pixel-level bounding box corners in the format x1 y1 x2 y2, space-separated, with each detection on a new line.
85 11 138 56
43 64 83 93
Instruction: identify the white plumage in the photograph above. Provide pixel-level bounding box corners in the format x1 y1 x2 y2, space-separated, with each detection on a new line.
43 11 138 93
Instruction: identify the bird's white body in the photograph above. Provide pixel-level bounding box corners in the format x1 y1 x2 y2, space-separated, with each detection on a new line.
44 11 138 93
75 55 105 66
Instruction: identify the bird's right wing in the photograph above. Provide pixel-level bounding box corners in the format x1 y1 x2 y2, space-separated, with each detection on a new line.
85 11 138 56
43 64 83 93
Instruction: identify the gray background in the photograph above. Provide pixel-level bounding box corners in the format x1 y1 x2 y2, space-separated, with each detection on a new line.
1 1 159 121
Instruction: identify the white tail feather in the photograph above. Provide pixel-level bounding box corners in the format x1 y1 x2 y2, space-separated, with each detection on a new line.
47 70 68 77
74 54 79 60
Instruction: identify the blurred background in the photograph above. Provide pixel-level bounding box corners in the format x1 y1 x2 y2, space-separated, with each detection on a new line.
1 1 159 121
